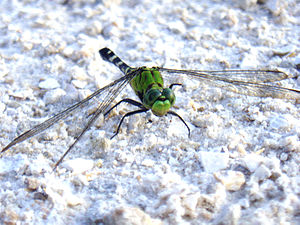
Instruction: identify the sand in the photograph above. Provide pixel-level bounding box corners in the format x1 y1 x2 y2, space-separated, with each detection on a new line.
0 0 299 224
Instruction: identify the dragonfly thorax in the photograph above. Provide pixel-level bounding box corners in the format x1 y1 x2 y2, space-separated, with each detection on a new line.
143 88 175 116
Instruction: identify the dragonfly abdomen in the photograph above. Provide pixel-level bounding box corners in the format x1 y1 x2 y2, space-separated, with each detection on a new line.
99 47 132 74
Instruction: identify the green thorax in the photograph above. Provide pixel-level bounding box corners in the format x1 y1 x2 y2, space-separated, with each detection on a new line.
130 67 163 101
130 67 176 116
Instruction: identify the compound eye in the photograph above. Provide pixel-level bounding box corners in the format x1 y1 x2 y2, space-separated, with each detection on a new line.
162 88 175 105
144 89 161 106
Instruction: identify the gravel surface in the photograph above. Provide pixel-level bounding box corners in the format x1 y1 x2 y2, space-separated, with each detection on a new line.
0 0 299 224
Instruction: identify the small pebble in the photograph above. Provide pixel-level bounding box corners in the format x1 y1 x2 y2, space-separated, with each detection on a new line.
71 79 87 89
141 159 155 167
214 170 245 191
24 177 40 191
0 102 6 114
240 52 260 69
269 114 291 130
0 64 9 78
168 21 186 34
281 135 299 151
253 164 271 181
66 194 84 207
39 78 60 89
70 66 88 81
214 204 241 225
85 20 103 36
265 0 287 16
9 89 33 99
182 192 201 218
272 45 294 57
43 88 66 104
241 154 264 172
236 0 257 10
294 55 300 70
199 151 229 173
62 158 94 173
102 207 163 225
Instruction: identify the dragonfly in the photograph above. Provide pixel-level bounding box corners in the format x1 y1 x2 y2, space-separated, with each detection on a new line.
1 47 300 170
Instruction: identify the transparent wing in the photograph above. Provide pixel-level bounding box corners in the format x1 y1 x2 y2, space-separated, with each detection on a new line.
1 73 133 153
182 69 291 83
159 68 300 100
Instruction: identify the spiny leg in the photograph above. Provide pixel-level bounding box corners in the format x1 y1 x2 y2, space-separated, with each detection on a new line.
104 98 144 117
104 98 148 139
169 83 182 89
167 110 191 138
110 108 148 139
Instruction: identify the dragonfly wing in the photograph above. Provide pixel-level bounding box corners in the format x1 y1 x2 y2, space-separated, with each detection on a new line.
159 68 300 100
194 78 300 99
160 68 290 83
52 74 134 169
1 74 132 153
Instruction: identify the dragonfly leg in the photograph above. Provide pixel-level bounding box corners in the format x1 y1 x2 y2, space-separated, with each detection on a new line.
110 108 148 139
169 83 182 89
167 110 191 138
104 98 144 117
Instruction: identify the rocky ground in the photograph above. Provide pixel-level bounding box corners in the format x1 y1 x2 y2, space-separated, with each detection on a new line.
0 0 299 224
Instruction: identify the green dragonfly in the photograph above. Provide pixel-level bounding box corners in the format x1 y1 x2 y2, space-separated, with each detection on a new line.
1 47 300 169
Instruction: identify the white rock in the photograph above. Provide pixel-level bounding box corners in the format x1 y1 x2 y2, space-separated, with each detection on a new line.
235 0 257 10
114 149 135 164
239 198 250 208
199 151 229 173
0 63 9 78
272 45 294 56
253 164 271 181
9 89 34 99
214 204 241 225
294 55 300 65
0 154 29 174
103 207 163 225
0 102 6 114
70 66 88 81
167 119 190 137
269 114 292 130
62 158 94 173
65 194 84 207
240 52 260 69
265 0 287 16
43 88 66 104
241 154 264 172
85 20 103 36
71 79 87 89
141 159 155 167
214 170 245 191
168 21 186 34
39 78 60 89
281 135 300 151
182 192 201 218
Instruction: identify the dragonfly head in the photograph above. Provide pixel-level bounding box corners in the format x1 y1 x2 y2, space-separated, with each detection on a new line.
143 88 175 116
